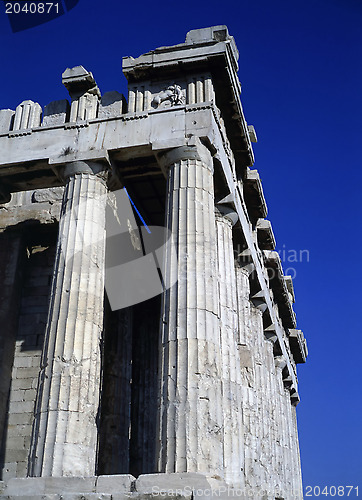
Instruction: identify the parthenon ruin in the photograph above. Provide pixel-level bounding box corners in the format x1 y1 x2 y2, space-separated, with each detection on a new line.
0 26 307 499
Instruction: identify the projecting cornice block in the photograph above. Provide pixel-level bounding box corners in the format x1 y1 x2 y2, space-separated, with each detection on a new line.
256 218 276 250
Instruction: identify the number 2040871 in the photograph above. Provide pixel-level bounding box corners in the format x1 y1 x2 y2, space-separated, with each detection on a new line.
306 486 359 496
5 3 60 14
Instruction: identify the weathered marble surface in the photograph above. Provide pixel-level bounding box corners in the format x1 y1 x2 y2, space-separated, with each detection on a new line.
0 25 306 499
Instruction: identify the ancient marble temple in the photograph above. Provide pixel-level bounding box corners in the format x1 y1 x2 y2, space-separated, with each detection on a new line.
0 26 307 499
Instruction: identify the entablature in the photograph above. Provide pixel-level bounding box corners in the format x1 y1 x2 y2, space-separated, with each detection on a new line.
123 25 254 172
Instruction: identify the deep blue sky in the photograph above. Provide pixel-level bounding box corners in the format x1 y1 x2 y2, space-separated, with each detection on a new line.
1 0 361 494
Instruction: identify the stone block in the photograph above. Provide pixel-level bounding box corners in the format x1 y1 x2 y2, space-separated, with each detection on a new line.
7 411 33 425
134 475 247 500
237 345 253 369
8 399 35 413
42 100 70 126
3 448 27 462
10 379 36 392
185 25 230 44
256 219 276 250
23 388 37 401
13 356 33 368
13 100 42 130
61 495 111 500
0 496 59 500
0 109 14 134
44 477 97 494
98 92 125 119
96 475 135 494
135 474 224 495
31 356 42 367
50 203 62 220
0 463 17 482
14 461 27 478
7 423 32 437
32 187 64 203
4 477 97 496
15 367 40 379
5 436 25 449
10 389 26 401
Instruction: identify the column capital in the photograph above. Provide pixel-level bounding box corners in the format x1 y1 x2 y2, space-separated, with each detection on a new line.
215 205 238 226
250 289 267 313
236 248 255 276
264 324 278 344
156 136 212 170
274 355 287 371
236 262 255 276
61 160 109 181
49 150 111 184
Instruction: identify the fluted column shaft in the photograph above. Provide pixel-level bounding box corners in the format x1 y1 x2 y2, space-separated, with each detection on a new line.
274 357 288 492
29 161 108 477
215 211 244 488
249 305 267 486
264 338 278 493
236 267 252 346
291 406 303 498
235 266 255 489
157 139 223 475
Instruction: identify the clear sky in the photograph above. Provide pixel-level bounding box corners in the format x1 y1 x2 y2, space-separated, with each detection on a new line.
1 0 361 495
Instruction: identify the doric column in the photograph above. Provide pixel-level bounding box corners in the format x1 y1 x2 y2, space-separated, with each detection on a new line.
236 265 252 346
156 138 223 476
29 160 109 477
264 337 278 493
215 209 244 488
274 356 289 496
248 305 267 487
290 405 303 498
283 382 303 496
